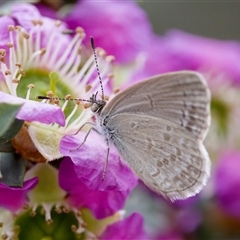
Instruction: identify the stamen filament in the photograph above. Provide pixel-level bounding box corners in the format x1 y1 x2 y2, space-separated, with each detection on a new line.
22 33 29 65
69 109 93 132
8 29 17 70
55 32 82 71
26 49 45 68
33 24 42 67
46 33 63 67
64 53 81 84
72 55 94 84
65 104 78 126
79 62 96 87
40 30 56 65
0 63 13 94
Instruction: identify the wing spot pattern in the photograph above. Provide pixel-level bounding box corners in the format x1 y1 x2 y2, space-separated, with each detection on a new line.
146 137 154 151
176 148 182 156
173 176 186 189
163 158 169 165
163 133 171 142
187 165 200 176
130 121 137 129
170 154 176 162
152 168 160 177
146 94 154 109
157 160 163 167
166 126 172 131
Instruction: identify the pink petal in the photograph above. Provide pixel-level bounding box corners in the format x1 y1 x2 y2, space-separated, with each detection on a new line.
60 132 138 192
0 92 65 126
0 177 38 212
64 0 153 64
100 213 148 240
59 158 132 219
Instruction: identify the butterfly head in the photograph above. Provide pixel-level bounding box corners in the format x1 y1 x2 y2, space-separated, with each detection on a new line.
90 91 106 114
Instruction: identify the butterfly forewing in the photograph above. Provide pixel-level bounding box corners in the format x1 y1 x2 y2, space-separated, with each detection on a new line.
101 71 211 142
106 113 210 201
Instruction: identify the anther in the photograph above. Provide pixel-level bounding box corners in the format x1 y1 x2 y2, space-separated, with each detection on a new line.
15 63 21 68
75 27 85 38
28 84 35 89
81 222 87 228
7 42 13 48
114 88 120 94
23 203 29 210
19 68 26 76
96 48 106 57
12 78 20 83
106 55 115 62
47 219 53 225
23 32 30 39
108 73 114 79
8 25 14 31
65 94 71 100
0 50 6 62
85 84 92 92
76 211 82 217
55 20 61 27
32 20 38 26
71 225 77 232
30 210 36 217
37 20 43 25
54 99 60 105
2 234 8 239
40 48 46 55
15 25 21 31
0 222 3 227
63 207 70 213
5 70 11 75
0 49 6 57
55 206 62 214
104 95 109 101
83 103 90 109
74 99 81 105
46 91 54 97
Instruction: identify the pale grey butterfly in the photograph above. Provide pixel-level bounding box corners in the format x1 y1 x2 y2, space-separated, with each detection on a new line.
39 38 211 201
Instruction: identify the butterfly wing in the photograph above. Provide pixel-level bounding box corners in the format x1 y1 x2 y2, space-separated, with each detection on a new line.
107 113 210 201
102 71 211 142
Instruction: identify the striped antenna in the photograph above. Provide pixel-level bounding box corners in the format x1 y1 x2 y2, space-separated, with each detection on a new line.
36 96 92 103
90 37 104 101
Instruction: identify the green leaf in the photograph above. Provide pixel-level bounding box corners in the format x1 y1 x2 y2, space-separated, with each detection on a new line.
0 118 24 144
0 141 15 152
0 102 23 138
0 152 25 187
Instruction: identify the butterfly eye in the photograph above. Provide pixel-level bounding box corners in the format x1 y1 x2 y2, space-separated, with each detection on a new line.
91 103 100 112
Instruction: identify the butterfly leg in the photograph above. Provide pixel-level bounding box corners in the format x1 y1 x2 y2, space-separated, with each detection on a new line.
70 126 101 152
72 121 95 135
102 139 110 181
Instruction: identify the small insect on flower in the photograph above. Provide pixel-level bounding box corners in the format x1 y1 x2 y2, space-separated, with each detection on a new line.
39 37 211 202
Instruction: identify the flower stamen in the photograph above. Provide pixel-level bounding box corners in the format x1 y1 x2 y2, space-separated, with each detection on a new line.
26 84 35 100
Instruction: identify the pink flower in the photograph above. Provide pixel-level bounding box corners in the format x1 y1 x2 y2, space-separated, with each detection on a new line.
100 212 148 240
0 178 38 212
214 150 240 218
132 30 240 85
59 157 137 219
63 0 153 64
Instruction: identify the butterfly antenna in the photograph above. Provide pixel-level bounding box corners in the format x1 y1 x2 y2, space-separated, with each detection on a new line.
90 36 104 101
36 96 92 103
